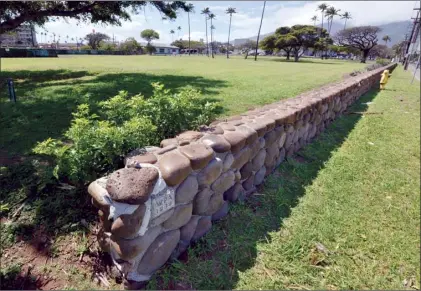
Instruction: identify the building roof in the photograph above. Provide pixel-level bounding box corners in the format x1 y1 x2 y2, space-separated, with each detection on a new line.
139 42 179 49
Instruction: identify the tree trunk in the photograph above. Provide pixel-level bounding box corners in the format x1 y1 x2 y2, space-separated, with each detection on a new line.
255 1 266 61
245 51 249 59
205 18 209 57
361 49 369 63
227 14 232 59
286 51 290 60
344 19 347 30
320 13 324 60
188 12 191 55
210 18 214 58
294 50 299 62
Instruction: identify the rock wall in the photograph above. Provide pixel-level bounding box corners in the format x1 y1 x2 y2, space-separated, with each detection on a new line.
88 63 397 288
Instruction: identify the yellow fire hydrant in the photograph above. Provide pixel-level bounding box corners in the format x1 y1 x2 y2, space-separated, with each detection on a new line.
380 69 391 90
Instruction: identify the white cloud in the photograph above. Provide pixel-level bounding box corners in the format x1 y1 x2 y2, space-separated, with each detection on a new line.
35 1 418 45
228 1 418 39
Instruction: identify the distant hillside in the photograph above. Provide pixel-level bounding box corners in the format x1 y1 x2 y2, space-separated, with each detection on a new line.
233 20 411 48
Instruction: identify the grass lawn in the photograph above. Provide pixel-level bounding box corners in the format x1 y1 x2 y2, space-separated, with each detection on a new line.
0 55 365 157
146 66 420 290
1 57 418 290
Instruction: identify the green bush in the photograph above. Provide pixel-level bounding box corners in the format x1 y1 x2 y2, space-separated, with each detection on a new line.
376 58 389 66
33 82 220 182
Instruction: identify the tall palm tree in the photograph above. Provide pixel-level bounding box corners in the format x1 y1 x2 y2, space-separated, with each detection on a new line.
317 3 328 33
177 26 182 39
383 35 391 46
170 29 175 42
201 7 210 57
255 1 266 61
341 11 352 30
325 6 341 34
208 13 216 58
226 7 237 59
311 15 318 26
185 4 195 55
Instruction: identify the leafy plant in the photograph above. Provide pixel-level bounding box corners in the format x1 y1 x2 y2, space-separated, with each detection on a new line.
375 58 389 66
33 83 220 182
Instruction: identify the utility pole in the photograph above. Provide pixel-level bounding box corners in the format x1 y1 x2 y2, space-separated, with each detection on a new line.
404 7 420 70
255 1 266 61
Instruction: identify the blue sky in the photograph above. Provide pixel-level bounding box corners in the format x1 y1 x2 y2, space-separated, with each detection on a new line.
37 1 419 45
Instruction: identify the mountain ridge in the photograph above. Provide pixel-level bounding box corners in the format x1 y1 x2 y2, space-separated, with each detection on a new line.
233 20 411 47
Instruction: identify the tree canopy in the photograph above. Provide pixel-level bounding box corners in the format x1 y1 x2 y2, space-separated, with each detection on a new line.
171 39 205 49
1 1 190 33
260 25 330 61
84 32 110 50
237 40 257 59
369 44 392 58
141 29 159 44
335 26 381 63
119 37 142 53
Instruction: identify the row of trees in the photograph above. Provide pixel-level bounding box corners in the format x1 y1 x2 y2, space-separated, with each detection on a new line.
258 24 394 63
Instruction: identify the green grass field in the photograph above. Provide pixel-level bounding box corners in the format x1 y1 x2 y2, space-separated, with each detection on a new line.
146 66 420 290
0 55 365 157
0 57 419 290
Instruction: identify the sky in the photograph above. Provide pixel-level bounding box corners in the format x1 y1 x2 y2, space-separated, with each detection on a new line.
36 1 420 45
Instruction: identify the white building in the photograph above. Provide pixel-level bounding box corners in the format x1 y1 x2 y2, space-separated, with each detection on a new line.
140 42 179 55
0 25 38 48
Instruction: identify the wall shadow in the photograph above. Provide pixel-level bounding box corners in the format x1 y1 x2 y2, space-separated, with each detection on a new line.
263 58 342 65
147 89 381 290
0 70 227 156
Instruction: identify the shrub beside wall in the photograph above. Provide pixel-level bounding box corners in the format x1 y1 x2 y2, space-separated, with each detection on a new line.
33 84 220 182
88 63 397 289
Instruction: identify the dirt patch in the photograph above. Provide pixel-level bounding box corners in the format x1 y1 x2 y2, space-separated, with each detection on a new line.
1 222 122 290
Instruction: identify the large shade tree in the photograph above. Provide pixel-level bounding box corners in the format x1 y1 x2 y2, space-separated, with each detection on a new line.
85 32 109 49
238 40 257 59
261 25 330 62
119 37 142 54
336 26 381 63
1 1 190 33
141 29 159 55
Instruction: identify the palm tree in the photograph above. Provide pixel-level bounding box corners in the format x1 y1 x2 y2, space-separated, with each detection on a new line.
341 11 352 30
177 26 182 39
201 7 210 57
226 7 237 59
185 4 195 55
383 35 391 46
170 29 175 42
317 3 328 33
66 35 69 43
311 15 318 26
325 6 341 34
208 13 216 58
255 1 266 61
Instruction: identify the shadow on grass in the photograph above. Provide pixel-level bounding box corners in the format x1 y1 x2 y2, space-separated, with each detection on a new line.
0 70 227 156
146 89 380 290
264 58 342 65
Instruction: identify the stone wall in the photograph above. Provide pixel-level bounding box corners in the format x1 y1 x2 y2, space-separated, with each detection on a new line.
88 63 397 288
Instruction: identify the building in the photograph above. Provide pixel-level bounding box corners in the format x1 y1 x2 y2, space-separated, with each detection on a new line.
140 42 179 55
0 25 38 48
